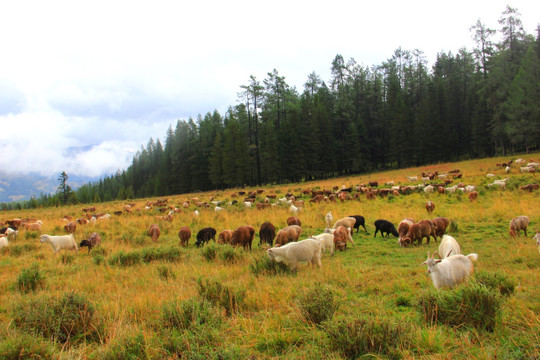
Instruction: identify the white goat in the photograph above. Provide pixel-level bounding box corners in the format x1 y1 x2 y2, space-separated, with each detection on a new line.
533 232 540 254
5 228 18 241
424 185 434 194
407 176 418 182
505 166 511 173
465 185 476 193
438 235 461 258
0 235 8 249
244 201 252 208
521 166 534 173
214 206 224 213
267 238 322 270
309 233 335 256
421 251 478 289
445 185 458 194
325 211 333 228
40 234 78 254
290 204 300 215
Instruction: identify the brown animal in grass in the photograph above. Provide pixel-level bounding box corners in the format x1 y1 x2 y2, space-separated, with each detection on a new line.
178 226 191 247
398 218 415 247
275 225 302 246
310 194 324 203
432 217 451 239
287 216 301 226
332 226 351 251
509 216 529 237
230 225 255 250
64 221 77 234
25 222 41 231
79 232 101 253
425 201 435 214
259 222 276 247
468 191 478 201
148 224 161 242
519 184 539 192
402 220 437 246
217 229 233 244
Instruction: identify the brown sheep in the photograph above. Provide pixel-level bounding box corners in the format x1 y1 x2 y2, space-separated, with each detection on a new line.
468 191 478 201
398 218 415 247
217 229 233 244
64 221 77 234
287 216 302 226
432 217 451 239
275 225 302 246
259 222 276 247
402 220 437 246
79 232 101 254
25 222 42 231
333 226 350 251
425 201 435 214
230 225 255 250
519 184 539 192
178 226 191 247
148 224 161 242
509 216 529 237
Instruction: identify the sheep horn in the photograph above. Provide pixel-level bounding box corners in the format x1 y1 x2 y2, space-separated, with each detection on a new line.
446 249 452 257
432 251 441 259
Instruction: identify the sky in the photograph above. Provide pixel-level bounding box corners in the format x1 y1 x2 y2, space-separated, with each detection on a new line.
0 0 539 179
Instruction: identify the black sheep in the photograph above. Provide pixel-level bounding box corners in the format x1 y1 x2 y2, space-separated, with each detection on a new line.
348 215 367 233
196 227 217 247
373 219 399 238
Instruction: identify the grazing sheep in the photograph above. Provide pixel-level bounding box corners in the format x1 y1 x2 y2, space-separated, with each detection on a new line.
0 227 18 241
509 216 530 237
332 217 356 230
64 221 77 234
397 218 415 247
534 231 540 254
230 225 255 250
438 234 461 258
325 211 333 228
275 225 302 247
331 226 353 250
259 222 276 247
468 191 479 201
424 185 434 194
465 185 476 192
25 222 42 231
40 234 78 254
267 238 322 271
407 176 418 182
373 219 399 238
196 227 217 247
431 217 451 239
287 216 302 226
214 206 224 213
79 232 101 254
347 215 367 233
486 173 495 178
309 233 335 256
505 166 511 173
519 184 539 192
179 226 192 247
421 251 478 289
148 224 161 242
402 220 437 246
290 204 300 215
0 235 8 249
425 201 435 214
217 229 233 244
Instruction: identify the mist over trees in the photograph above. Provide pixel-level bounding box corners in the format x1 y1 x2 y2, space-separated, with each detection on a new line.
4 6 539 209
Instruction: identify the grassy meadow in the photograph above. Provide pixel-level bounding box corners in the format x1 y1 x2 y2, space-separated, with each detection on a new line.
0 154 539 359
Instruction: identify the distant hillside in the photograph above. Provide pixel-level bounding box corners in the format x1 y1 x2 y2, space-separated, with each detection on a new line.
0 171 96 203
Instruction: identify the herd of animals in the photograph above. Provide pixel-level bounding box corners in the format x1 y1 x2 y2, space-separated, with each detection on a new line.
1 158 539 290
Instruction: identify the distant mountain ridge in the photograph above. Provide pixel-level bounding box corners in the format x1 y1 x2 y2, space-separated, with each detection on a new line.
0 171 97 203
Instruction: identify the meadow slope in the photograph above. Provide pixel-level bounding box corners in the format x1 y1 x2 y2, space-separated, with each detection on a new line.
0 154 539 359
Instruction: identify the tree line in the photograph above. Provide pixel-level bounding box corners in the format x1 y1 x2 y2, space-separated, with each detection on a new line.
3 6 539 210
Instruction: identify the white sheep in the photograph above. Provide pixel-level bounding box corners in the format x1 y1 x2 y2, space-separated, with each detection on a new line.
325 211 333 228
267 238 321 270
421 176 430 182
193 210 200 217
407 176 418 182
509 215 529 237
424 185 434 194
309 233 335 256
214 206 224 212
527 162 540 168
244 201 252 208
445 185 458 194
520 166 534 173
533 232 540 254
438 235 461 258
421 251 478 289
5 227 18 241
505 166 511 173
40 234 78 254
290 204 300 215
465 185 476 192
0 235 8 249
486 173 495 178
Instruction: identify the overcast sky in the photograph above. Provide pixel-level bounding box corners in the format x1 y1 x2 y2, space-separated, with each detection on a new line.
0 0 538 179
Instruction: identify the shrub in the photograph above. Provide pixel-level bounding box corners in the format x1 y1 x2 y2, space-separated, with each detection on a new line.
219 245 243 264
417 283 502 331
12 292 96 344
325 315 411 359
141 246 182 263
162 298 222 331
108 251 142 267
298 285 339 325
196 278 245 316
474 270 515 296
0 331 54 360
201 244 218 261
89 332 151 360
25 231 40 239
249 254 294 276
16 264 45 293
6 243 37 257
157 265 176 280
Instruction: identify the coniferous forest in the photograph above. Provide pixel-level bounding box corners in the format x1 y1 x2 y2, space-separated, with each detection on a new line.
15 7 540 207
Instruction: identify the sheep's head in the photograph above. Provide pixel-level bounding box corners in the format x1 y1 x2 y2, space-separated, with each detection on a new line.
509 229 516 237
266 248 275 260
336 242 346 251
420 251 442 273
39 235 48 243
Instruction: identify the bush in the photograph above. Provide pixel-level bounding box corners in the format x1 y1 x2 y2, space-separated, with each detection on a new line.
298 285 339 325
474 270 515 296
89 332 153 360
5 243 37 257
162 298 222 331
219 245 243 264
16 263 45 293
157 265 176 280
196 278 245 316
201 244 218 261
25 231 40 239
0 331 54 360
12 292 96 344
249 254 294 276
108 251 142 267
417 283 502 331
325 315 411 359
141 246 182 263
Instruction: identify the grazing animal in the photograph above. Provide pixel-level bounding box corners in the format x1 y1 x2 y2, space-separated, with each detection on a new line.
407 176 418 182
397 218 415 247
468 191 478 201
148 224 161 242
0 235 8 249
438 234 461 259
267 238 322 270
178 226 192 247
309 233 335 256
79 232 101 253
373 219 399 238
275 225 302 246
331 226 354 250
0 227 18 241
64 221 77 234
347 215 367 233
217 229 233 244
509 216 530 237
325 211 333 228
230 225 255 250
424 185 434 194
290 204 300 215
40 234 78 254
425 201 435 214
534 231 540 254
287 216 302 226
520 184 539 192
421 251 478 289
196 227 217 247
402 220 437 246
24 222 42 231
432 217 451 239
259 222 276 247
505 166 511 173
332 217 356 230
214 206 224 213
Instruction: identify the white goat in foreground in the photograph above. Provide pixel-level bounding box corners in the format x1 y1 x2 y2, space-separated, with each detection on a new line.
0 235 8 249
267 238 321 270
309 233 335 256
40 234 78 254
421 251 478 289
